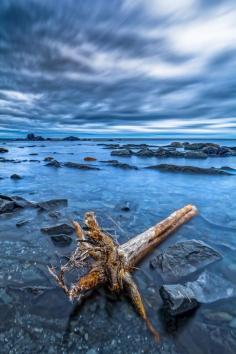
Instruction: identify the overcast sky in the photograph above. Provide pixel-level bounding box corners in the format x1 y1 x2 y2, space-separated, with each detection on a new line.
0 0 236 138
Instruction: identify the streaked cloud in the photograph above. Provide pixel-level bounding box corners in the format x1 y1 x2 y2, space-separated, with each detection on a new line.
0 0 235 137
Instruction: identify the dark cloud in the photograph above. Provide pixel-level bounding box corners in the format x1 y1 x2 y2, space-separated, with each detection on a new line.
0 0 236 137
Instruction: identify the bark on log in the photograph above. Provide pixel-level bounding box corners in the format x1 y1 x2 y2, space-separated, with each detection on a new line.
120 204 198 269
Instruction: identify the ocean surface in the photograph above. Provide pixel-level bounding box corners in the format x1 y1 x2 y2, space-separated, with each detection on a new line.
0 138 236 354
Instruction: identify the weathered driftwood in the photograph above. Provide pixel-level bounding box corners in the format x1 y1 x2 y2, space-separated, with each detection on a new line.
49 204 197 342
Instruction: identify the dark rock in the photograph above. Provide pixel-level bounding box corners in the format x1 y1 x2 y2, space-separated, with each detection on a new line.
100 160 119 164
111 149 132 157
29 153 38 156
184 151 208 159
102 144 120 149
0 200 21 214
10 174 22 180
145 164 234 175
63 136 80 141
109 161 138 170
0 147 8 153
36 199 68 211
150 240 222 281
45 159 61 168
29 159 40 162
48 211 61 218
183 142 219 151
160 271 236 315
84 156 97 161
41 223 74 235
0 195 33 214
44 156 54 161
135 148 155 157
160 284 199 315
202 146 219 155
64 162 100 170
120 201 131 212
50 234 72 247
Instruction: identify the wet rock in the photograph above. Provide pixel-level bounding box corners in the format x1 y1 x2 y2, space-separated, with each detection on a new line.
0 200 22 214
120 201 131 212
100 159 119 163
183 142 219 151
10 196 34 208
10 174 22 180
160 271 236 315
48 211 61 218
0 147 8 153
41 223 74 235
102 143 120 149
150 240 222 281
135 148 155 157
64 162 100 170
160 283 199 315
84 156 97 161
184 151 208 159
36 199 68 211
29 153 38 156
146 164 234 175
111 149 132 156
50 234 72 247
44 156 54 161
45 159 61 167
202 146 219 155
109 161 138 170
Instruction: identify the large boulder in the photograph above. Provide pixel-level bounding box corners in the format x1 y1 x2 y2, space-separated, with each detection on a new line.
150 240 222 281
160 271 236 315
184 151 208 159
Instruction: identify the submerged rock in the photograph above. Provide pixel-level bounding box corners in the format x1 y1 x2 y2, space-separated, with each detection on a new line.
0 195 31 214
36 199 68 211
109 161 138 170
45 159 61 168
50 234 72 247
135 148 155 157
44 156 54 161
160 271 236 315
111 149 132 157
146 164 234 175
41 223 74 235
150 240 222 281
0 147 8 153
64 162 100 170
10 174 22 180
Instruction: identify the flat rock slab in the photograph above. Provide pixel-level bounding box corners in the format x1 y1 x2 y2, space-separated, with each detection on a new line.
160 271 236 315
150 240 222 281
41 223 74 235
50 234 72 247
146 164 235 175
36 199 68 211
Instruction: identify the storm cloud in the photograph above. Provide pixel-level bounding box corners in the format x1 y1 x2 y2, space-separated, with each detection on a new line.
0 0 236 137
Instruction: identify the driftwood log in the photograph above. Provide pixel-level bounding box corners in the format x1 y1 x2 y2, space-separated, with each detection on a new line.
49 204 198 342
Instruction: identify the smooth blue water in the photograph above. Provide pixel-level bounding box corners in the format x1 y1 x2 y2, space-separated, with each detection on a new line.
0 139 236 354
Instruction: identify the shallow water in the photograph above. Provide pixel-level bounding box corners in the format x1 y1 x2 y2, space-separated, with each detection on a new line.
0 139 236 354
